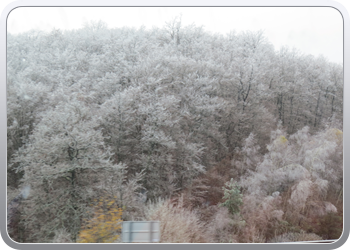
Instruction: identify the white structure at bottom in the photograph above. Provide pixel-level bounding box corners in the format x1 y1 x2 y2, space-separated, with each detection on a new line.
122 221 160 243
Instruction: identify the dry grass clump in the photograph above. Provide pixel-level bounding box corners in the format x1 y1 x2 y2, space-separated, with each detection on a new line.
239 193 286 242
206 207 243 243
52 228 73 243
241 225 267 243
144 198 209 243
268 231 322 243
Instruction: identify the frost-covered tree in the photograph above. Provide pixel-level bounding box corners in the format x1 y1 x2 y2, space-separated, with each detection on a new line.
233 132 262 175
12 100 142 242
7 81 51 187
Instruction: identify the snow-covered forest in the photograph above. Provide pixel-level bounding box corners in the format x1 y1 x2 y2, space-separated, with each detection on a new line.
7 19 343 243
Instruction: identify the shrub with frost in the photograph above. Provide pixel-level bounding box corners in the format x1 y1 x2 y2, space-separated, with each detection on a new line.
239 125 342 241
144 198 209 243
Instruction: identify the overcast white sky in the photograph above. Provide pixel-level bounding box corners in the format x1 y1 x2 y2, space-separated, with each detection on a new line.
6 7 344 64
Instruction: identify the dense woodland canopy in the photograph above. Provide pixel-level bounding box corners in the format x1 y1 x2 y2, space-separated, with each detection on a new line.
7 19 343 243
